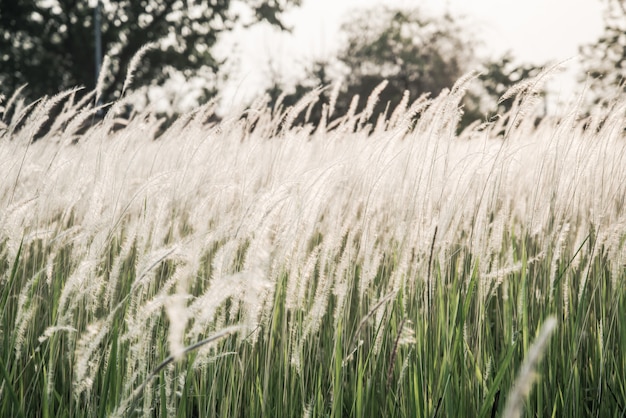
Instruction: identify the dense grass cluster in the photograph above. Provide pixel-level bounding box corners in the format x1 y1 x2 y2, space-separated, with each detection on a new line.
1 71 625 417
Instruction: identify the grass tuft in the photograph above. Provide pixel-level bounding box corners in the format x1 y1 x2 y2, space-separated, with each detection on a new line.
0 69 625 417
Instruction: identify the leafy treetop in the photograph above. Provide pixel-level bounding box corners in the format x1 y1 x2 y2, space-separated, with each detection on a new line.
0 0 301 103
580 0 626 104
264 6 544 131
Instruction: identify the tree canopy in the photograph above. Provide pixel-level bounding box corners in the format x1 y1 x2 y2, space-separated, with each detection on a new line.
580 0 626 103
339 8 472 106
0 0 301 103
265 6 543 131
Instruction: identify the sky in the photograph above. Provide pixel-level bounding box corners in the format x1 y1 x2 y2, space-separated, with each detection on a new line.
216 0 606 113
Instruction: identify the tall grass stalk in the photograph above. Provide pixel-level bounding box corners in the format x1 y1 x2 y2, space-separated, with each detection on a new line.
0 69 625 417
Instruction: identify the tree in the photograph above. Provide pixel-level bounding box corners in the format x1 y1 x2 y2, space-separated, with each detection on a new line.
0 0 301 103
265 6 543 131
337 7 472 113
580 0 626 102
263 7 475 129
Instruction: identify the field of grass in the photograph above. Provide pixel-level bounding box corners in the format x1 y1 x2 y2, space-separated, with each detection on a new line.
1 71 625 417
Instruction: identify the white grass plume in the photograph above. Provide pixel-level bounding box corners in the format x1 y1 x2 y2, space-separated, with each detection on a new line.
282 87 323 133
359 79 388 128
503 317 558 418
328 80 342 118
122 42 159 95
95 54 111 105
2 83 28 122
165 293 189 360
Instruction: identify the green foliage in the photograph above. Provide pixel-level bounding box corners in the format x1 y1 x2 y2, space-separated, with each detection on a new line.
265 7 544 131
2 220 625 417
0 0 300 103
580 0 626 102
338 8 470 103
268 7 473 128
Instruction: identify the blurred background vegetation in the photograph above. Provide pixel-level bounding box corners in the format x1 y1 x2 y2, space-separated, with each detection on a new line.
263 7 544 131
0 0 624 130
0 0 301 104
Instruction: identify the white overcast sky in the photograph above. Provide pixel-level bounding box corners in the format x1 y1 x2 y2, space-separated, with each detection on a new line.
216 0 606 112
